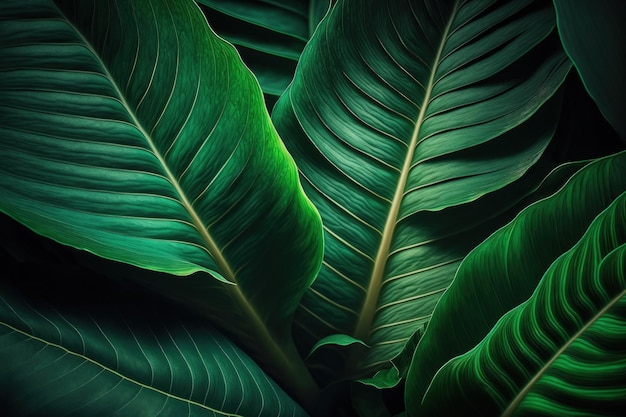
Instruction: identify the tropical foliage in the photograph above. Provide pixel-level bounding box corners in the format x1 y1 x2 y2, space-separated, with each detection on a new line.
0 0 624 416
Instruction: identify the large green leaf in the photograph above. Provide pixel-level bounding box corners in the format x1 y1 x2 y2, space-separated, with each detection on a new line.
554 0 626 140
412 188 626 417
0 0 323 400
272 0 571 378
360 155 593 390
196 0 332 109
0 263 307 417
405 151 626 408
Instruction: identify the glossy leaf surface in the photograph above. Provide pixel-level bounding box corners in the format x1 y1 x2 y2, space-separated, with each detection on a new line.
272 0 570 377
0 268 307 417
0 0 323 396
196 0 332 109
308 334 368 358
406 151 626 408
554 0 626 140
414 189 626 417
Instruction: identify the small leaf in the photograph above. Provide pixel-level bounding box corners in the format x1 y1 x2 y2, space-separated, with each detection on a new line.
358 323 425 389
358 368 401 390
307 334 368 358
0 263 308 417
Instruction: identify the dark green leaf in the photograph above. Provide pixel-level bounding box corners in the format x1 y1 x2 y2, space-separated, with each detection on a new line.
0 269 307 417
196 0 332 109
0 0 323 399
554 0 626 140
413 188 626 416
405 151 626 410
351 383 391 417
272 0 571 378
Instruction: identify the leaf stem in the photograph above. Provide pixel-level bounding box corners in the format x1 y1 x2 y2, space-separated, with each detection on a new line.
63 7 320 410
229 285 320 410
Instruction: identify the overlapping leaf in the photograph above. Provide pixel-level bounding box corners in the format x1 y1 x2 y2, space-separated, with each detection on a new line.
196 0 332 109
272 0 571 378
554 0 626 140
413 188 626 416
509 275 626 417
405 151 626 408
361 157 591 391
0 267 307 417
0 0 323 396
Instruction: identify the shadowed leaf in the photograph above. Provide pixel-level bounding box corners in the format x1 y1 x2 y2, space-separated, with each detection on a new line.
0 0 323 400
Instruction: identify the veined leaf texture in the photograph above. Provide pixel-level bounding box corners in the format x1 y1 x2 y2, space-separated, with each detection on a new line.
1 0 624 415
406 151 626 415
272 0 571 377
0 267 307 417
0 0 323 397
415 184 626 416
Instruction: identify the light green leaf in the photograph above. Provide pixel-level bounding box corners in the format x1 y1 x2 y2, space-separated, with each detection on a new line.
307 334 368 358
272 0 571 378
0 271 307 417
196 0 332 109
413 189 626 417
405 151 626 409
358 367 400 390
0 0 323 399
554 0 626 140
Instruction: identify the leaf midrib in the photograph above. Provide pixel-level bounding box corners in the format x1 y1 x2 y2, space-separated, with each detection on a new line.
59 8 236 283
502 286 626 417
1 320 243 417
56 6 315 397
352 2 460 343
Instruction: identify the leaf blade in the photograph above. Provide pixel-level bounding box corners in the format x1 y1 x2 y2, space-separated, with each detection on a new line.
0 267 308 417
414 188 626 416
272 0 571 378
0 0 323 397
554 0 626 141
405 151 626 410
196 0 332 108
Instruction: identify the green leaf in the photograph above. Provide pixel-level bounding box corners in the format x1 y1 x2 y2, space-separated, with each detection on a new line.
196 0 332 109
272 0 571 378
413 189 626 417
554 0 626 140
405 151 626 409
308 334 368 358
358 367 401 390
358 323 425 389
0 0 323 400
0 268 307 417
